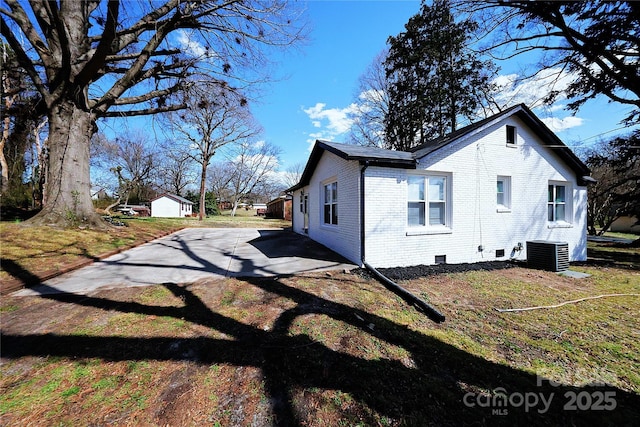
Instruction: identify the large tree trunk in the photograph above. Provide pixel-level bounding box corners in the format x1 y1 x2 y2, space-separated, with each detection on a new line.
0 124 8 195
27 100 105 228
0 95 15 195
198 162 207 221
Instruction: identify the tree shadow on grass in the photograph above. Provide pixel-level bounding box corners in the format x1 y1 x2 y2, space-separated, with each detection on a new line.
3 275 639 426
3 232 639 425
2 258 42 285
585 247 640 270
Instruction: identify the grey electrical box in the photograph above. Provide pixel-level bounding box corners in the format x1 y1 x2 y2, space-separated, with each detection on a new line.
526 240 570 272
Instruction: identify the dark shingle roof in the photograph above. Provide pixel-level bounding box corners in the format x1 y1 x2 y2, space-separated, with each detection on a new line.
288 104 593 191
151 193 193 204
410 104 523 157
319 140 415 164
288 140 416 191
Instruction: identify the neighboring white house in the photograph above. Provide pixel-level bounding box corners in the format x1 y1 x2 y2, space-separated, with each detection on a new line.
289 104 594 268
150 193 193 218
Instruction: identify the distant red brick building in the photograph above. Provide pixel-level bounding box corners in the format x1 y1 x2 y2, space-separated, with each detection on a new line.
266 195 292 221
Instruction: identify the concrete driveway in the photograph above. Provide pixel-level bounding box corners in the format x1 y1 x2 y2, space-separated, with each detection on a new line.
14 228 355 296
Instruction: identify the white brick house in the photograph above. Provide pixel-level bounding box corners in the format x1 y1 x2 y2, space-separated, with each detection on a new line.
289 104 594 268
151 193 193 218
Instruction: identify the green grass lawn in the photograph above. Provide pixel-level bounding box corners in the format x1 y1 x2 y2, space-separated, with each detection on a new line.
1 259 638 425
0 214 290 285
1 220 638 425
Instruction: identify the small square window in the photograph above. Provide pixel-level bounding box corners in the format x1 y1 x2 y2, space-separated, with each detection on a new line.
435 255 446 264
496 249 505 258
506 125 517 144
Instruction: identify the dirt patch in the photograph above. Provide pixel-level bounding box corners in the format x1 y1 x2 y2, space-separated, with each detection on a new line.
152 363 208 424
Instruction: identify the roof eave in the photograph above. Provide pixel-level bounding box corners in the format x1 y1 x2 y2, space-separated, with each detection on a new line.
286 140 416 192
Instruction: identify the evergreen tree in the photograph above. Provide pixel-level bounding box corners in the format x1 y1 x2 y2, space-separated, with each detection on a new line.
384 0 496 150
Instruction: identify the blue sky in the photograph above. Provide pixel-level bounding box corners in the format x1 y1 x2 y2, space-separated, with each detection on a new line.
252 0 422 169
97 0 637 182
249 0 638 172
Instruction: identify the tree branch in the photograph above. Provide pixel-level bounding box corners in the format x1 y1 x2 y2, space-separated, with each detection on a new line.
101 103 186 117
3 1 52 66
75 0 120 88
0 15 48 104
108 86 182 106
105 49 181 62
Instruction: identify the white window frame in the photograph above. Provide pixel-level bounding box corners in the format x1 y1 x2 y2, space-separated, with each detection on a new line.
406 173 452 235
497 176 511 212
322 180 338 226
299 192 308 213
547 181 572 227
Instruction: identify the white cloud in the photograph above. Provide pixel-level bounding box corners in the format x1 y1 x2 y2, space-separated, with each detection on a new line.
541 116 585 132
490 68 578 111
306 131 325 151
176 30 214 58
490 68 586 134
302 102 360 149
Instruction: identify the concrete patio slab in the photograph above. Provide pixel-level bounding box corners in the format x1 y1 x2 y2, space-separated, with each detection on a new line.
13 228 356 296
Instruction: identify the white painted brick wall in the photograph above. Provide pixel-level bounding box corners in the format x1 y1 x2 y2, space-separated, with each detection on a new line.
292 152 362 264
293 116 588 268
364 116 588 267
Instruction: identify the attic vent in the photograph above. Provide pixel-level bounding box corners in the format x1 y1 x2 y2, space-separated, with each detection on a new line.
526 241 569 272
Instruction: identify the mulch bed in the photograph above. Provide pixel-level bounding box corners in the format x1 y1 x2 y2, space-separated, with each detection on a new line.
356 260 519 281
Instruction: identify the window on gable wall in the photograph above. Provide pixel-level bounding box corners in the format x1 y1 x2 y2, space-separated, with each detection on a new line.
548 183 568 222
506 125 517 145
408 175 449 228
323 181 338 225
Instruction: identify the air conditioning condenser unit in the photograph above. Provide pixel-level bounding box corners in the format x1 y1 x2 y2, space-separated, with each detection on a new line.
526 240 569 272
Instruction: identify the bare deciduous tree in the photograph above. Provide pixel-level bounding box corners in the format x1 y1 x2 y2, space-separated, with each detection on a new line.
281 162 305 190
456 1 640 124
94 131 157 215
166 84 262 220
1 42 43 204
348 50 389 148
585 131 640 238
223 140 281 216
0 1 304 226
156 142 196 197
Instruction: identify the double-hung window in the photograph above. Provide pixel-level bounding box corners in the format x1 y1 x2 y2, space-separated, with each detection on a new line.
497 176 511 211
408 174 449 228
323 181 338 225
548 183 567 222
